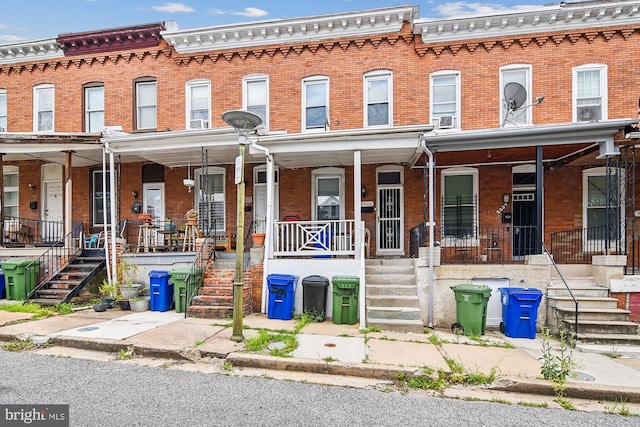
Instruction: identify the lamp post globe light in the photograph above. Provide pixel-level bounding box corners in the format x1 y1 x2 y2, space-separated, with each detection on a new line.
222 110 262 342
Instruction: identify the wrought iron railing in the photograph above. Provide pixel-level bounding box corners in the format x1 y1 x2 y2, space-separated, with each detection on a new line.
550 225 625 264
542 242 578 340
184 234 215 316
25 222 84 299
409 223 537 264
2 216 67 247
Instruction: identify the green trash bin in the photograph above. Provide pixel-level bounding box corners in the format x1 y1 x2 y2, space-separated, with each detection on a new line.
450 284 492 336
1 259 41 301
169 267 203 313
332 275 359 325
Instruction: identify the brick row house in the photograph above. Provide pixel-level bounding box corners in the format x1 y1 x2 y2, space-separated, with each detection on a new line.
1 2 640 340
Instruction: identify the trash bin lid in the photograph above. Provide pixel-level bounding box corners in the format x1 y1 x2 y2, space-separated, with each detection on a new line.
332 275 359 289
302 275 329 286
451 284 492 297
1 259 37 269
149 269 169 277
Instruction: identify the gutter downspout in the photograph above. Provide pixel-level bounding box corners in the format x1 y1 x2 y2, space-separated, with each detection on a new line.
419 137 435 328
251 140 273 314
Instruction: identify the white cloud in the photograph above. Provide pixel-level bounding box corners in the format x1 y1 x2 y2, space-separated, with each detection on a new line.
151 2 194 14
209 7 268 18
0 35 27 43
434 2 541 18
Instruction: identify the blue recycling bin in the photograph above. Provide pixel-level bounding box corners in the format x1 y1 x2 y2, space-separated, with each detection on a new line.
149 270 173 312
267 274 298 320
499 287 543 339
0 265 4 299
313 229 332 258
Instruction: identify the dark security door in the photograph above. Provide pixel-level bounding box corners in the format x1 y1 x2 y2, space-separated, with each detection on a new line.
512 192 536 259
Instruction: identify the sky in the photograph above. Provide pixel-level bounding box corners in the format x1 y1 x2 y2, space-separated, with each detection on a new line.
0 0 559 45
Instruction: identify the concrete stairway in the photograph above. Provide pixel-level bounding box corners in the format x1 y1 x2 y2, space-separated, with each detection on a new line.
365 258 423 333
546 275 640 346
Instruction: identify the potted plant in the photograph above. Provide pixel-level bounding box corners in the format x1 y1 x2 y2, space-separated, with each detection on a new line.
129 296 149 312
251 218 266 247
185 208 198 225
118 260 142 299
138 212 154 223
97 280 118 310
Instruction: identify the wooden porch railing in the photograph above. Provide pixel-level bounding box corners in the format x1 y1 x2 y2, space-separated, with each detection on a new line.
272 219 356 257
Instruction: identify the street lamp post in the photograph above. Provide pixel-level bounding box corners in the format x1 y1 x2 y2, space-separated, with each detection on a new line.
222 110 262 342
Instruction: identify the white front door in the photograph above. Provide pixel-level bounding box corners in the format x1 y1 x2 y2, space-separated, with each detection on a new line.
143 183 165 221
43 180 63 240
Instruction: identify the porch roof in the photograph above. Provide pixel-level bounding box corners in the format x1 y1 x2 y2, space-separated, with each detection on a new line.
0 132 103 167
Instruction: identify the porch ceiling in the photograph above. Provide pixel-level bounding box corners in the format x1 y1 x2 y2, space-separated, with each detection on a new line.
0 132 103 167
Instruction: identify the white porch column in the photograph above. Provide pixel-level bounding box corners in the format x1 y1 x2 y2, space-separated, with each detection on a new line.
354 150 366 330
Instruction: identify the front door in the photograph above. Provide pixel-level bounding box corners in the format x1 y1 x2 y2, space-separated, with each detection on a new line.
376 168 404 255
143 183 165 221
43 180 63 241
512 192 536 259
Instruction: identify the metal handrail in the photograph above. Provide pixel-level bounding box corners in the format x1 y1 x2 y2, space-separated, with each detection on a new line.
542 241 578 340
25 222 84 300
184 231 216 317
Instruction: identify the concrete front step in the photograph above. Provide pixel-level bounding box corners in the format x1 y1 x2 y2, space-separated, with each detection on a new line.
367 306 422 321
365 264 414 275
366 294 419 308
561 319 640 335
365 273 415 286
366 318 424 333
547 285 608 298
366 284 418 297
366 258 414 267
553 306 631 322
547 296 620 310
577 332 640 346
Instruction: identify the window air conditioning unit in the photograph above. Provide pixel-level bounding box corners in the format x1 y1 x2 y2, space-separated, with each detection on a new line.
190 119 209 129
435 116 455 129
577 106 601 122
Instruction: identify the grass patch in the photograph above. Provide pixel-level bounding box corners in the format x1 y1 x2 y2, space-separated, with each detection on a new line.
362 325 381 334
116 348 135 360
0 302 55 319
244 329 298 357
604 398 632 416
3 339 33 352
518 401 549 408
221 360 233 371
323 356 338 363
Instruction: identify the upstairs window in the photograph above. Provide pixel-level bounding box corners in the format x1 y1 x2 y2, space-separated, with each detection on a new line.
364 70 392 127
0 89 6 132
186 79 210 129
430 71 460 129
135 78 157 130
34 84 54 132
302 76 329 132
243 75 268 130
84 84 104 132
573 64 607 122
500 64 532 126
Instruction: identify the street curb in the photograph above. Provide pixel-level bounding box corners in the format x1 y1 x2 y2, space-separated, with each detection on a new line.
491 377 640 404
227 353 412 381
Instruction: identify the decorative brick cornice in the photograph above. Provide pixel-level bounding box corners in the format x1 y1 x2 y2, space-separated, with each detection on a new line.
414 26 639 57
57 23 165 56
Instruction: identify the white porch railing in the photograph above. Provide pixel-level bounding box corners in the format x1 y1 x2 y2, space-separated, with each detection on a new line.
272 219 356 257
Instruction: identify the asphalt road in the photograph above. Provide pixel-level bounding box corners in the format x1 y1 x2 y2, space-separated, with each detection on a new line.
0 351 637 427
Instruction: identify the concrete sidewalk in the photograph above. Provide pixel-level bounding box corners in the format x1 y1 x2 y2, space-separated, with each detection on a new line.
1 306 639 409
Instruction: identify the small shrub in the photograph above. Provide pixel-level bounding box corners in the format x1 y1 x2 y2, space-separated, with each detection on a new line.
3 339 33 352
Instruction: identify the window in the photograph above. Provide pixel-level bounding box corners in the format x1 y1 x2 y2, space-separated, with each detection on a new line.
92 170 112 227
34 84 54 132
3 166 18 217
312 168 344 221
135 79 157 130
573 64 607 122
0 89 6 132
583 167 621 242
430 71 460 129
500 64 531 125
243 75 268 130
302 76 328 132
196 167 225 231
441 168 478 239
186 79 210 129
364 70 392 127
84 84 104 132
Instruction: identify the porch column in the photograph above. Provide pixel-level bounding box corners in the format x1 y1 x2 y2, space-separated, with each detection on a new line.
536 146 543 254
0 153 4 247
64 151 73 245
354 150 362 259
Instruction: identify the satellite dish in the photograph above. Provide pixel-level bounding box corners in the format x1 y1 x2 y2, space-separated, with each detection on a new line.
504 82 527 111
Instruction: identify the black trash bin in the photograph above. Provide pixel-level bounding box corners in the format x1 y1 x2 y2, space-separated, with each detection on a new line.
302 275 329 321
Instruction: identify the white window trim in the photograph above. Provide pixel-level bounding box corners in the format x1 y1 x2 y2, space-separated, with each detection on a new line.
440 167 479 247
582 167 623 246
430 70 461 130
573 63 608 122
311 167 345 221
302 75 329 133
363 70 393 128
84 85 104 133
33 84 54 132
243 74 269 131
136 80 157 130
195 166 226 232
499 64 532 126
186 79 211 130
0 89 7 132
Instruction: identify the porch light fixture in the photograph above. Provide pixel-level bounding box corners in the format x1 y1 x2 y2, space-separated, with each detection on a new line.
183 160 195 193
222 109 263 342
